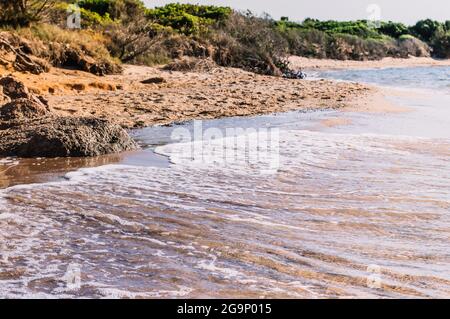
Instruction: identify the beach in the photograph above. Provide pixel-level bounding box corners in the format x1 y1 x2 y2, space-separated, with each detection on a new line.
290 56 450 71
4 56 448 131
1 58 450 298
2 61 389 129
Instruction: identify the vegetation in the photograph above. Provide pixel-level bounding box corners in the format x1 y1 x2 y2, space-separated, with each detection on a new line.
146 3 232 35
1 1 449 76
0 0 58 27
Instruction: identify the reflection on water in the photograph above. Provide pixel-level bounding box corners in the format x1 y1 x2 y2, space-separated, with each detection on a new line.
0 155 123 189
0 67 449 298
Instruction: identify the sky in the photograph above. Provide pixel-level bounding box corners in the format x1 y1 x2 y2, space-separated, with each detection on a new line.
144 0 450 25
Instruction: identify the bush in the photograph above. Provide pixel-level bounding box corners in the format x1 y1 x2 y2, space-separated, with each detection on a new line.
397 36 430 57
378 22 409 38
209 12 288 75
14 23 121 74
146 3 232 35
78 0 145 21
278 19 382 39
432 31 450 58
78 0 111 17
0 0 58 27
410 19 444 42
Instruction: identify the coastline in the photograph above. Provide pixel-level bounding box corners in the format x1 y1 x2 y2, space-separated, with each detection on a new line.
0 57 419 187
290 56 450 71
2 59 450 298
4 62 389 129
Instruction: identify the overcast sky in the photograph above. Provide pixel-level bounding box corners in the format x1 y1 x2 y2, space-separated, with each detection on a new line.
144 0 450 25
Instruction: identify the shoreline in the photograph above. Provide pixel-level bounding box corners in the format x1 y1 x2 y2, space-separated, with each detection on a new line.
0 58 419 187
289 56 450 71
5 63 383 129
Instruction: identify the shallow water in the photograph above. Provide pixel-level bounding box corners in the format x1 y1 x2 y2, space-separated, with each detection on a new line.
0 67 449 298
316 66 450 93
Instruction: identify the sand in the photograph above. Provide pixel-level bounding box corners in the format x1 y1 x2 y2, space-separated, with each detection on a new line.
290 56 450 71
1 63 388 129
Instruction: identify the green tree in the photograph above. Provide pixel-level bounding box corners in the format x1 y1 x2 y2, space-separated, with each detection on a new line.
432 30 450 58
445 20 450 31
146 3 232 35
378 21 409 38
410 19 443 42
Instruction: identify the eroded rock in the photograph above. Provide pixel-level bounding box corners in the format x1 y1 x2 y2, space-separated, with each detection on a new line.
0 98 49 121
0 76 137 158
0 76 30 99
0 117 138 158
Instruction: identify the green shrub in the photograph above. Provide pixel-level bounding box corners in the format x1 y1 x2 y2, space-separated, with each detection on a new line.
378 22 409 38
78 0 146 21
410 19 444 42
146 3 232 35
432 31 450 58
277 19 382 39
78 0 111 16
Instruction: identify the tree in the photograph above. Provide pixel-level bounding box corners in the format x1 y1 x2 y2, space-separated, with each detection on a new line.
0 0 58 27
378 21 409 38
445 20 450 32
410 19 443 42
432 30 450 58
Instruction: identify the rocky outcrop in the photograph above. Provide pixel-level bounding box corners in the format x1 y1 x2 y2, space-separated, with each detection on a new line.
0 76 137 158
0 117 137 158
0 98 50 121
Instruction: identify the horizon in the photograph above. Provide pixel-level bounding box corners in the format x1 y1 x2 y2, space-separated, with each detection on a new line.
144 0 450 25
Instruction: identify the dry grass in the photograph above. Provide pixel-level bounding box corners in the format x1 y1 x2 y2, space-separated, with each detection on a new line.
162 56 218 72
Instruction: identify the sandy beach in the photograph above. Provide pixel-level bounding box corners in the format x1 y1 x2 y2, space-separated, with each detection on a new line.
1 61 395 129
290 56 450 71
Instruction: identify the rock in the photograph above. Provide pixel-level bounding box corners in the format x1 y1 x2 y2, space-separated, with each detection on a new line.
0 76 50 110
0 76 30 99
0 76 136 158
0 117 138 158
0 98 49 121
141 77 166 84
0 86 11 105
